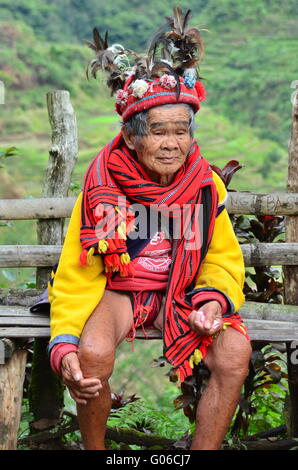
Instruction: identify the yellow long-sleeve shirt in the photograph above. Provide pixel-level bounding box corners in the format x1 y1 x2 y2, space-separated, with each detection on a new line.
48 171 245 350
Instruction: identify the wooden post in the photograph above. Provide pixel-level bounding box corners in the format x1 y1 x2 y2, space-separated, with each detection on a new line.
283 89 298 436
28 90 78 431
0 350 27 449
36 90 78 287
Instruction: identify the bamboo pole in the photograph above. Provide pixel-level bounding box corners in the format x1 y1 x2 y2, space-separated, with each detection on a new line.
283 89 298 437
29 90 78 434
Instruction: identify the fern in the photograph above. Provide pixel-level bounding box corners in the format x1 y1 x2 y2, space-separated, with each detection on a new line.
108 398 194 440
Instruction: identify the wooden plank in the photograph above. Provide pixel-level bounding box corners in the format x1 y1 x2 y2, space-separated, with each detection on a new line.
0 300 298 343
0 197 76 221
1 192 298 220
249 330 298 342
1 317 297 331
1 243 298 268
0 317 49 326
241 243 298 267
136 327 298 342
0 327 50 337
0 305 45 316
0 245 60 267
0 288 43 307
0 324 298 343
239 301 298 322
1 321 298 342
1 300 298 325
245 319 298 330
227 192 298 216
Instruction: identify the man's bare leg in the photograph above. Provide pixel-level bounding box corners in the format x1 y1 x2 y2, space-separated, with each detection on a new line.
76 290 134 450
191 327 252 450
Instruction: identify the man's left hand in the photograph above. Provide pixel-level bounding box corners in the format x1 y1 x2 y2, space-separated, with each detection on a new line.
189 300 223 336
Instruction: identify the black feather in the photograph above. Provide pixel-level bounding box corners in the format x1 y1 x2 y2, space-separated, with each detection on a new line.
104 30 109 49
93 27 105 50
83 39 97 51
182 9 192 31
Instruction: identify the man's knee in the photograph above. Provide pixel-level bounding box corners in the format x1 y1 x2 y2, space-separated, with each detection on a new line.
78 343 115 381
206 329 252 381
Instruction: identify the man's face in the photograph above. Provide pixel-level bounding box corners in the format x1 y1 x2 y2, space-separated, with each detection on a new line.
127 105 193 184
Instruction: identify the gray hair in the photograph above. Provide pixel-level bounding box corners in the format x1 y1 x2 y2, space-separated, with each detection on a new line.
123 103 196 138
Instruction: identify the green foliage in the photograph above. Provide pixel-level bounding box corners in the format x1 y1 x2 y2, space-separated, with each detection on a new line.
0 146 17 167
0 0 207 48
108 389 194 441
18 398 34 444
232 213 285 303
230 344 288 437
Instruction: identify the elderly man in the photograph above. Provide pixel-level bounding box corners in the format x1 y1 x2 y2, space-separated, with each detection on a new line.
47 10 252 450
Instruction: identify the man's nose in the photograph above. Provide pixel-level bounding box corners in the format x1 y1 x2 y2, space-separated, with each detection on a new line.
161 135 179 149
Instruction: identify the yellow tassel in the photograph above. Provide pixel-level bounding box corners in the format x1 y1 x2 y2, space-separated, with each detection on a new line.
189 356 194 369
223 321 232 330
193 349 202 365
238 324 247 335
87 247 95 265
117 221 127 240
115 206 122 215
120 253 131 265
98 240 109 253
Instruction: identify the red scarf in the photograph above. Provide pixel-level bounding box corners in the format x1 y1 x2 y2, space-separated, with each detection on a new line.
80 132 218 382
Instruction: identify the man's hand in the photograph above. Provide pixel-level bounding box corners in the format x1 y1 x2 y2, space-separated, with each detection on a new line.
189 300 223 336
61 352 102 405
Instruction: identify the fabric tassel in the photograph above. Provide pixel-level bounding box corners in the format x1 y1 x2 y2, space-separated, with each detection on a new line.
135 304 152 327
98 240 109 253
125 303 152 343
119 261 135 277
120 252 131 265
118 252 135 277
79 249 89 266
199 336 213 358
189 348 203 369
178 360 194 383
87 247 95 265
117 221 127 240
104 253 121 272
106 238 124 251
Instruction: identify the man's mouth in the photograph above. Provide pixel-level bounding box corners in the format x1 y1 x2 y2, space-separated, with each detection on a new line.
157 156 179 163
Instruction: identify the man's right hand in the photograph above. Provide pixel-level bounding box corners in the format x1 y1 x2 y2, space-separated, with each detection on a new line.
61 352 102 405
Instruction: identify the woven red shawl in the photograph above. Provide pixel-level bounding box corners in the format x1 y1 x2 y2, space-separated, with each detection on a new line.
80 132 219 382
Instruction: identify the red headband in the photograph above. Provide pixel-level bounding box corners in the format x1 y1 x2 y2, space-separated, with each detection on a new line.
114 74 206 122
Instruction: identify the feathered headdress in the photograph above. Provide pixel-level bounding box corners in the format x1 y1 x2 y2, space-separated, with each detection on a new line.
84 6 206 121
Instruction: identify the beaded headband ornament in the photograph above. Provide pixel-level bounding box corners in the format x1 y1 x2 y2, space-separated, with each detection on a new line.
84 6 206 121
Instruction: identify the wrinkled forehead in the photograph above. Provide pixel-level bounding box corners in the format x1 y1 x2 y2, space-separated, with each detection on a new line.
147 104 191 128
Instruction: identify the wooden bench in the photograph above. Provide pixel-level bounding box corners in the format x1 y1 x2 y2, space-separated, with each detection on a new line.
1 90 298 450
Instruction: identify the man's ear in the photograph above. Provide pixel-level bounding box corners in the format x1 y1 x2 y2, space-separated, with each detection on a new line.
122 126 136 151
